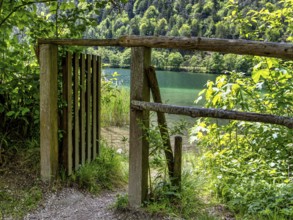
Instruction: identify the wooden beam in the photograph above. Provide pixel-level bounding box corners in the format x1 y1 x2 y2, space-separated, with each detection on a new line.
38 38 120 46
173 136 182 190
92 55 97 159
119 36 293 59
73 53 80 170
80 54 86 165
40 44 58 181
129 47 151 207
97 56 102 156
61 52 73 175
131 101 293 129
38 36 293 60
86 54 92 162
146 67 174 180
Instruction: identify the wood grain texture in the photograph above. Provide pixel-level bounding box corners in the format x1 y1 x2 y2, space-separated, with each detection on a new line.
40 44 58 181
97 56 101 156
173 136 182 189
86 54 92 162
73 53 80 170
39 36 293 60
146 67 174 180
129 47 151 207
62 52 73 175
92 56 97 160
80 54 86 165
131 101 293 129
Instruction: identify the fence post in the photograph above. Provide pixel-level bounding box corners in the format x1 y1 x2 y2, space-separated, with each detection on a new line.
129 47 151 207
40 44 58 181
174 136 182 189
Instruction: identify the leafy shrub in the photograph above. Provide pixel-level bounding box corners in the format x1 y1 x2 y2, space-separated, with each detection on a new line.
191 58 293 219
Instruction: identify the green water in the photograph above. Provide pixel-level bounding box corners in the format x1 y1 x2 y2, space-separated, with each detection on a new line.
103 68 218 124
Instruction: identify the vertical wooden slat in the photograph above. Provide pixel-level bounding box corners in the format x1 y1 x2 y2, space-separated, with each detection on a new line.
62 52 73 175
174 136 182 189
97 56 101 156
92 55 97 159
86 54 92 162
129 47 151 207
40 44 58 181
73 53 80 170
80 54 86 165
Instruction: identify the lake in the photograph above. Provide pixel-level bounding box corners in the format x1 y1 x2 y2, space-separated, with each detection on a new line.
103 68 218 124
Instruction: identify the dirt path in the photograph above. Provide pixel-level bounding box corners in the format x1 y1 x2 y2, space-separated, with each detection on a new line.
101 126 193 152
24 188 168 220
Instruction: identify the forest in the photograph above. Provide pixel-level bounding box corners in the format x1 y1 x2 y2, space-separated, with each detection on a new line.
0 0 293 219
91 0 289 73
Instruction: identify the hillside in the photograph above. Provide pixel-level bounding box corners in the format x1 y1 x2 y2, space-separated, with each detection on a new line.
87 0 287 73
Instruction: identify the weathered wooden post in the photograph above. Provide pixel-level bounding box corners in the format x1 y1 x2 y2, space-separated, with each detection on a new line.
40 44 58 181
62 52 73 175
173 136 182 189
129 47 151 207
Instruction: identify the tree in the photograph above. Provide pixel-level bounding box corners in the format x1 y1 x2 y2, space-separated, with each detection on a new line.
179 23 191 37
154 18 168 36
168 52 183 68
0 0 125 138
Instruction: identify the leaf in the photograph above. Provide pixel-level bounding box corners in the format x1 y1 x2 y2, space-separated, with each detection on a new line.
212 93 222 105
6 111 15 117
266 58 278 69
21 107 30 116
252 69 269 83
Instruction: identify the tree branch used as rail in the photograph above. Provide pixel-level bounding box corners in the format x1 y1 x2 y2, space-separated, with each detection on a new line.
38 36 293 59
131 100 293 129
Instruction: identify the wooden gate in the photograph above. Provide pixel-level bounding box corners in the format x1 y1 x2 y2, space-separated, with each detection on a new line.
60 52 101 175
39 47 102 180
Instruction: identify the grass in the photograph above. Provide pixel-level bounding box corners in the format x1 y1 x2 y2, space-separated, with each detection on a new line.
101 86 130 127
0 139 44 219
145 151 223 220
0 136 129 218
70 140 128 193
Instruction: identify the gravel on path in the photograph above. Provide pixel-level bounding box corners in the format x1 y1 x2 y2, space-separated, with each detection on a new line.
24 188 169 220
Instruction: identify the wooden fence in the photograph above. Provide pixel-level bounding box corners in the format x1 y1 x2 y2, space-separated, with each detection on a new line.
39 36 293 207
60 52 101 175
40 50 101 178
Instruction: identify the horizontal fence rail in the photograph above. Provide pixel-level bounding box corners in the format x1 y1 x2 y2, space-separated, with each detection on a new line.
38 36 293 60
131 100 293 129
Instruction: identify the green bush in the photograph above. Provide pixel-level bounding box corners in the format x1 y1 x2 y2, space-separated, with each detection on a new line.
191 59 293 219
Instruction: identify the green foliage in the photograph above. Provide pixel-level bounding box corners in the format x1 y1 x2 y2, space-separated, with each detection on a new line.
191 59 293 218
0 138 42 219
101 71 130 127
226 0 293 41
114 194 129 210
168 52 184 69
71 141 128 194
0 185 42 219
144 122 219 219
0 0 125 143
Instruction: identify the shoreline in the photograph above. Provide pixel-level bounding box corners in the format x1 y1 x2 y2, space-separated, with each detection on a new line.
102 64 216 74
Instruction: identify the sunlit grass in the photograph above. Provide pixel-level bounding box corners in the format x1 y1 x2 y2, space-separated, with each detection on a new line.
70 140 128 193
101 87 130 127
